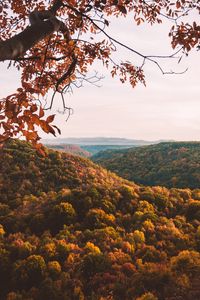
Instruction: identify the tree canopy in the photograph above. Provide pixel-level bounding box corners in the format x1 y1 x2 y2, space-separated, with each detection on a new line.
0 0 200 147
1 139 200 299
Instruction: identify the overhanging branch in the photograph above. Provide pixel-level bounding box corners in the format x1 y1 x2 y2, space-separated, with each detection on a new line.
0 0 65 61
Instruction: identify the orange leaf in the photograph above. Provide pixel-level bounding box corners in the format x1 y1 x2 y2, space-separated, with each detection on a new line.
39 107 45 118
26 131 38 141
40 120 56 136
30 104 38 113
31 114 40 126
5 111 14 118
46 114 55 123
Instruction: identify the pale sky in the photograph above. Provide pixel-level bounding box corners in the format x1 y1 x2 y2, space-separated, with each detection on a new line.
1 13 200 141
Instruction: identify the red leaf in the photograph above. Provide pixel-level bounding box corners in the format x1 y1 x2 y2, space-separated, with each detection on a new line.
176 1 181 9
46 114 55 123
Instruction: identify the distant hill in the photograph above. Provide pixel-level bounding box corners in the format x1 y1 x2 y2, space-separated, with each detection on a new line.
45 143 136 156
46 144 91 157
1 139 200 299
92 142 200 189
42 137 156 145
43 137 172 156
81 144 137 155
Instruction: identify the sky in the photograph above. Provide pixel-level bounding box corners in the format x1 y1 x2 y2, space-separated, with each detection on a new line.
1 12 200 141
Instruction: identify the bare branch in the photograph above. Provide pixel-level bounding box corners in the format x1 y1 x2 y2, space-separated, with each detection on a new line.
63 3 186 76
55 55 77 91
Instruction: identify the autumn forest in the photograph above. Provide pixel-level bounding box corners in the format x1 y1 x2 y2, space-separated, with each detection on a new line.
0 139 200 299
1 0 200 299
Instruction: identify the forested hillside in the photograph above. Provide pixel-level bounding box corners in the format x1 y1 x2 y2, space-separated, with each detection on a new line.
0 140 200 299
92 142 200 189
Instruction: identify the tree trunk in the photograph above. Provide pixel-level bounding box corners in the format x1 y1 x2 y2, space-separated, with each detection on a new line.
0 0 64 61
0 19 60 61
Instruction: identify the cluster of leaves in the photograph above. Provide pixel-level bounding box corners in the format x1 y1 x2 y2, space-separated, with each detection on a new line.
0 139 200 299
1 0 200 144
92 142 200 189
0 94 60 151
